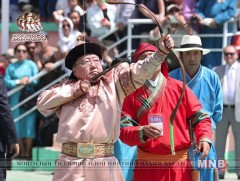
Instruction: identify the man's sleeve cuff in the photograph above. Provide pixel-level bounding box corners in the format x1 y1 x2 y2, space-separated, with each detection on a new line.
199 137 212 144
139 126 146 143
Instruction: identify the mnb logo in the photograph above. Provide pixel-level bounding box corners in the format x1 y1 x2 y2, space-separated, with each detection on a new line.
11 9 47 42
198 159 227 168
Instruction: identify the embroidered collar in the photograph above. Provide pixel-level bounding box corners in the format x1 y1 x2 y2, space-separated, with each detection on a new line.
180 65 203 90
137 73 166 120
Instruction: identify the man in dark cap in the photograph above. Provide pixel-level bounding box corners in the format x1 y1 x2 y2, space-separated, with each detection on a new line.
37 35 174 181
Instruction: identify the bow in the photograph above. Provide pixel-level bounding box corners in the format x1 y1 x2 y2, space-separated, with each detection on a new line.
99 0 187 155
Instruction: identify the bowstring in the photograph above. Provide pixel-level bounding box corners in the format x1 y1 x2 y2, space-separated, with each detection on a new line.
82 0 86 43
83 0 86 56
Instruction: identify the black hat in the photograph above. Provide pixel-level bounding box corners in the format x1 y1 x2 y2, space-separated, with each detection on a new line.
65 42 102 70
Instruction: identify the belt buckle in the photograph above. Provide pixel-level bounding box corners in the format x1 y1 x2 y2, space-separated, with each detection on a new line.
77 143 95 159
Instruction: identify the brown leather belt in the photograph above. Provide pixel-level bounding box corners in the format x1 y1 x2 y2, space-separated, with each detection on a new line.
62 142 114 159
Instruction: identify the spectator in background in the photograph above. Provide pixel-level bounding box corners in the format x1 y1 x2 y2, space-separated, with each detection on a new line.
25 42 36 61
213 45 240 179
86 0 116 38
131 0 165 48
170 35 223 181
78 0 97 41
181 0 196 21
18 0 33 13
34 33 58 70
68 10 81 32
57 17 81 59
33 37 64 151
164 0 182 7
5 48 17 64
115 0 135 52
63 0 84 17
53 0 84 24
0 54 10 76
137 0 165 25
181 0 199 33
68 9 94 43
39 0 57 21
10 0 19 22
101 44 112 70
149 3 193 47
25 42 42 70
193 0 237 69
86 0 118 57
4 43 39 159
34 35 63 88
55 0 68 10
80 0 96 10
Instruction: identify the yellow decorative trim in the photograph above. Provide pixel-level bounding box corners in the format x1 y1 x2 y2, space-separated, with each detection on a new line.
62 143 114 159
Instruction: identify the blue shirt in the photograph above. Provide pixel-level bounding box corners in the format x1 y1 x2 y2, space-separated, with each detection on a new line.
169 65 223 129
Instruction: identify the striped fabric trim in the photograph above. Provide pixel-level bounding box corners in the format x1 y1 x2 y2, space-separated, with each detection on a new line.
187 109 210 128
120 116 137 128
137 74 166 120
121 116 146 144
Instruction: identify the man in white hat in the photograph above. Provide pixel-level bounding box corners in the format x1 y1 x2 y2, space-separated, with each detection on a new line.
169 35 223 181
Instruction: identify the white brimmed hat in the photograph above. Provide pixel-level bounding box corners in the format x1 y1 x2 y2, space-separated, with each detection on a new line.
174 35 211 55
